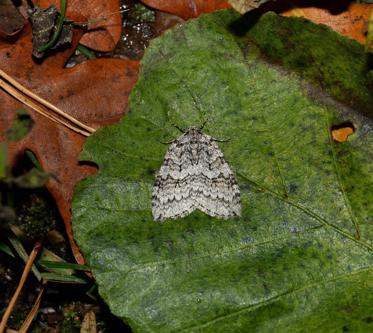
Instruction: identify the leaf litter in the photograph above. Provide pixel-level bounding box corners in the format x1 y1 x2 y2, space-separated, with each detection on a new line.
1 0 373 332
0 2 139 263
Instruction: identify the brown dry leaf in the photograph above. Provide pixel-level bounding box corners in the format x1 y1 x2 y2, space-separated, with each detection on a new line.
153 11 186 36
228 0 270 14
282 2 373 44
0 0 26 38
80 311 97 333
34 0 122 51
0 22 139 263
141 0 231 19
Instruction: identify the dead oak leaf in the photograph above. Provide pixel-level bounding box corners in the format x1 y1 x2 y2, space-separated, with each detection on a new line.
0 23 139 262
141 0 231 20
34 0 122 51
0 0 26 39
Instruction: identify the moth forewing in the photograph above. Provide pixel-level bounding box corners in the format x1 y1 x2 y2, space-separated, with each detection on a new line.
152 128 241 221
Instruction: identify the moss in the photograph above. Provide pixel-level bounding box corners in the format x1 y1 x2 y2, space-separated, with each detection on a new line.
126 3 155 26
6 109 33 143
16 193 57 240
245 12 373 118
7 307 30 329
60 309 81 333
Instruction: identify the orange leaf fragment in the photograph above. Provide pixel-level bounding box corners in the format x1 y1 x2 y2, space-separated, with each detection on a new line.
331 126 354 142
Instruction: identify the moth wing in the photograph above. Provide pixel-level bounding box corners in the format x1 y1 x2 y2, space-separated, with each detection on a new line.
152 130 241 221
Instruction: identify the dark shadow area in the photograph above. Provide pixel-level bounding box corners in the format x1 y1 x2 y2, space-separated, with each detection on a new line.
11 0 23 7
258 0 352 15
229 10 261 37
229 0 360 38
77 160 99 176
331 121 355 132
0 151 132 331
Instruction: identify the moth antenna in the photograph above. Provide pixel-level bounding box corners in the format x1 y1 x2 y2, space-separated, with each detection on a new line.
212 137 230 143
160 138 176 144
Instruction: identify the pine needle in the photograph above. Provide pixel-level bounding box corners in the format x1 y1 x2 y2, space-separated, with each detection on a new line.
0 242 42 333
0 69 95 136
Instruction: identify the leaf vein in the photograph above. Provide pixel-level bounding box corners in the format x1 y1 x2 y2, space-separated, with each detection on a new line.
237 172 372 251
179 266 373 332
326 117 361 239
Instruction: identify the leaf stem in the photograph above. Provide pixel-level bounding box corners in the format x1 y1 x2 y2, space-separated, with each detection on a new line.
77 44 96 60
37 0 67 53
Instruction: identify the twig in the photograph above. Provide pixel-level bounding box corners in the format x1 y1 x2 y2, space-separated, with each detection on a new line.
0 242 42 333
18 281 47 333
37 0 67 53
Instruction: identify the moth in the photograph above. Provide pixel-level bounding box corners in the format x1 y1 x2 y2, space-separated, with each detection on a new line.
152 128 241 221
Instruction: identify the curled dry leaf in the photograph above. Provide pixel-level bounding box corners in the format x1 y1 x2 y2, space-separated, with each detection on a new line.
80 311 97 333
141 0 231 19
0 0 26 38
34 0 122 51
228 0 270 14
0 21 139 263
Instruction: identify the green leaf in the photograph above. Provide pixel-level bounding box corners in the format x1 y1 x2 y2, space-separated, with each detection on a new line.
38 260 90 272
0 143 6 179
12 167 50 188
6 108 33 142
72 11 373 333
37 248 80 275
25 149 43 171
367 9 373 52
240 12 373 119
38 248 75 275
40 272 87 284
0 241 14 257
8 235 41 281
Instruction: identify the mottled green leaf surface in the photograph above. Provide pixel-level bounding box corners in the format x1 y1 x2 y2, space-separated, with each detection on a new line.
73 11 373 333
241 12 373 118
